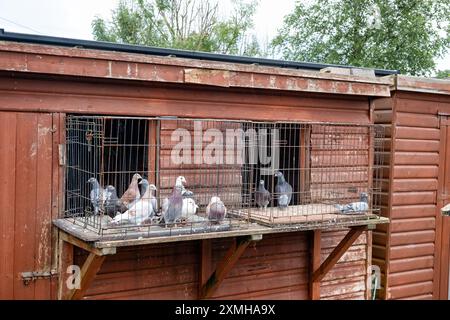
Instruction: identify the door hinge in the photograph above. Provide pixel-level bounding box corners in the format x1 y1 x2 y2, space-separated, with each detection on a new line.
21 270 59 285
58 144 66 166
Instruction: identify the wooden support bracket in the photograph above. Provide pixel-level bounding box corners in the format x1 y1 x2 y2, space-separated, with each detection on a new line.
312 226 366 284
310 230 321 300
199 235 262 299
58 230 116 300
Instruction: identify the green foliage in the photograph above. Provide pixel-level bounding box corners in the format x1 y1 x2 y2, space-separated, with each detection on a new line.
92 0 261 56
272 0 450 76
435 69 450 78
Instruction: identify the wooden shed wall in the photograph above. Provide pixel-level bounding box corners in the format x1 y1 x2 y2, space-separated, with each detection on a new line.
74 231 368 300
0 73 373 300
374 91 450 300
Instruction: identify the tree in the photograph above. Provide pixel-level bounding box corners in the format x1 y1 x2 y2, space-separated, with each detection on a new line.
435 69 450 78
272 0 450 76
92 0 262 56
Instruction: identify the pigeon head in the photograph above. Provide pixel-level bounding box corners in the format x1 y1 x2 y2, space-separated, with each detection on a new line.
149 184 157 191
274 171 285 181
360 192 369 203
210 196 221 204
138 178 149 187
105 185 116 192
259 180 265 186
132 173 143 182
87 177 99 186
176 176 187 187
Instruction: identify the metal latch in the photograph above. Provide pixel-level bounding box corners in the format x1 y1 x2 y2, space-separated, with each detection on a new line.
21 270 59 285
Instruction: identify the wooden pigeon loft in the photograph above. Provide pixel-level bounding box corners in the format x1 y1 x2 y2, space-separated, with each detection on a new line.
54 115 389 300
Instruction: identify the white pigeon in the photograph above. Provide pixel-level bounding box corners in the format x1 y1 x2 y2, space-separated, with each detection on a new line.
335 192 369 214
175 176 194 197
112 182 157 225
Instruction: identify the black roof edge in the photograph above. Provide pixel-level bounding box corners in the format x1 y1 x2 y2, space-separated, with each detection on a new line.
0 29 399 76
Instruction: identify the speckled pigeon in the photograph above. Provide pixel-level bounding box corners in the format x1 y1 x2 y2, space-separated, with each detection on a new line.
87 177 106 215
275 171 292 209
335 192 369 214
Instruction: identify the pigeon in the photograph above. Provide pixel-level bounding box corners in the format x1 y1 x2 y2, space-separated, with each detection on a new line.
335 192 369 214
87 177 106 215
163 185 184 225
139 179 157 212
274 171 293 209
206 196 227 224
112 182 158 225
255 179 271 209
120 173 142 208
181 198 199 219
104 185 127 218
175 176 194 197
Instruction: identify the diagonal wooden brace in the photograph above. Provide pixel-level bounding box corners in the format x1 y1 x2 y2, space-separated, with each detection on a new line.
58 230 116 300
312 226 366 284
199 234 262 299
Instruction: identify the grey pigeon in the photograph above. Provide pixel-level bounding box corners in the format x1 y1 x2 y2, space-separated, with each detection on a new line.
206 196 227 224
87 177 106 215
104 185 127 218
335 192 369 214
163 185 183 225
255 180 271 209
274 171 293 209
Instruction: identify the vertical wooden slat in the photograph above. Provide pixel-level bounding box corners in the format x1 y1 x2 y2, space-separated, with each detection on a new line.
13 112 38 299
310 230 321 300
0 112 17 299
57 238 73 300
51 113 65 299
33 113 53 299
365 230 373 300
198 239 212 297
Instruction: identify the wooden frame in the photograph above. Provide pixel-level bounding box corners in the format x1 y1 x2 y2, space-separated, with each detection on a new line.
309 226 367 300
57 230 116 300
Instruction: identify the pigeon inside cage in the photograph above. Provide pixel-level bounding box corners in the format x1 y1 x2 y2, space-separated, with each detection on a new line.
64 116 384 236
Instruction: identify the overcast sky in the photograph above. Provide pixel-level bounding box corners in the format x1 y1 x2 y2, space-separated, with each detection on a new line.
0 0 448 71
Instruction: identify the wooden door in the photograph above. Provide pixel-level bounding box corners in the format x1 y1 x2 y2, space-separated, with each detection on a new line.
438 116 450 300
0 111 58 299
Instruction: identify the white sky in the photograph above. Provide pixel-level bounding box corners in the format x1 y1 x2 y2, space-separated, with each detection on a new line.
0 0 448 71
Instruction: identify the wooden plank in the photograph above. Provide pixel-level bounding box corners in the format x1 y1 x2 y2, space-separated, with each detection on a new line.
57 239 73 300
34 113 53 299
390 230 435 246
393 165 438 179
389 243 435 260
391 178 438 192
395 112 439 128
198 239 212 297
59 231 116 256
200 236 252 299
310 230 321 300
67 252 106 300
394 139 440 152
391 191 437 206
394 152 439 166
390 204 437 219
312 226 365 283
0 112 17 299
395 126 440 140
13 113 38 299
389 256 435 273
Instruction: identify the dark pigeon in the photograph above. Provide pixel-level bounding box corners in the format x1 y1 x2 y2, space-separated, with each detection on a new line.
104 185 127 218
207 196 227 224
255 180 271 209
274 171 293 209
163 185 183 225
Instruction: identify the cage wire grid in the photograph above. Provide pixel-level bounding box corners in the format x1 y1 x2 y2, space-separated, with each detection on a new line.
63 115 385 239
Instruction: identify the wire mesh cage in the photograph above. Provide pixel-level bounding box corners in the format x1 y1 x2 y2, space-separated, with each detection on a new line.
63 115 384 240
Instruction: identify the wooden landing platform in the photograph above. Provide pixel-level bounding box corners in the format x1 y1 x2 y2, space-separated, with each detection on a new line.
53 213 389 249
237 204 374 226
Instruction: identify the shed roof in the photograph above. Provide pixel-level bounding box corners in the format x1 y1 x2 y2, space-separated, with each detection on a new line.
0 30 395 97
